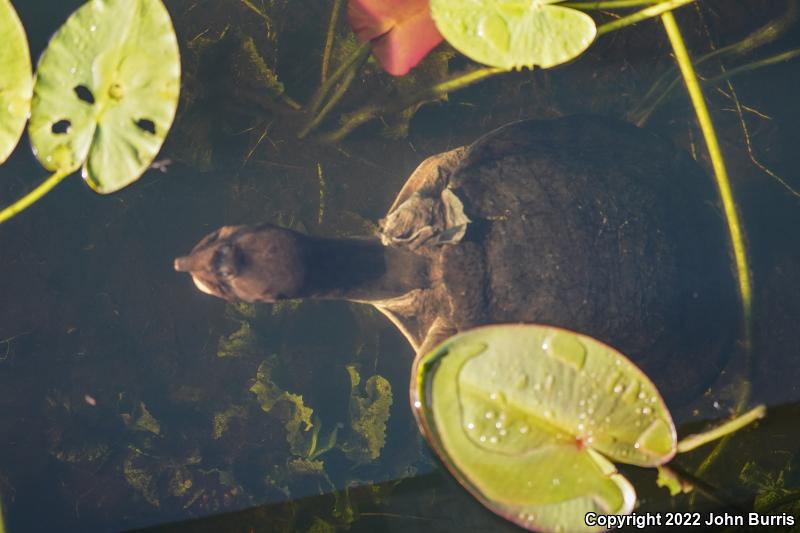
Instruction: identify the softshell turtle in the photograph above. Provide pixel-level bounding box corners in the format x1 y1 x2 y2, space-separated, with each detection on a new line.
174 116 738 401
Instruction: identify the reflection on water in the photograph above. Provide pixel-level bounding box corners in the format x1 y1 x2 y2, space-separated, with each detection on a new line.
1 1 800 532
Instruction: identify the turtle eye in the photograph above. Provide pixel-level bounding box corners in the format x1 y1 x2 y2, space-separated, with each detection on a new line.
213 243 240 280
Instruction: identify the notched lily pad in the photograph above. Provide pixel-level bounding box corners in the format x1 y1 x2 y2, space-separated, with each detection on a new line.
28 0 180 193
0 0 32 163
413 324 676 533
430 0 596 70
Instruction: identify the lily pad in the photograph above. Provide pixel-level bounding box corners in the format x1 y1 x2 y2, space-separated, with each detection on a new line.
413 324 676 533
430 0 596 70
0 0 32 164
28 0 180 193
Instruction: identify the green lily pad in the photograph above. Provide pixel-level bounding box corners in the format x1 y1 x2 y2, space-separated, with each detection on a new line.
28 0 180 193
430 0 596 70
0 0 32 164
413 324 676 533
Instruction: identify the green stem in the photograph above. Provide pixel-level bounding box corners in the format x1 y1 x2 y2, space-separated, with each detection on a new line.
321 0 344 83
307 42 370 117
300 51 365 139
561 0 659 9
0 169 72 224
661 10 753 345
658 464 741 509
677 405 766 453
704 48 800 86
597 0 695 37
319 66 504 143
281 93 302 111
662 11 756 495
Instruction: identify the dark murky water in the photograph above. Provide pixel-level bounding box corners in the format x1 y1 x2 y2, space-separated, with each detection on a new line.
2 1 800 532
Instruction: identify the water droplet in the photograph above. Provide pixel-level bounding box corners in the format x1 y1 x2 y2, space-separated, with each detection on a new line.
577 423 585 431
578 412 586 420
484 410 495 419
638 391 647 400
413 401 421 409
641 406 652 415
613 384 623 394
499 429 507 436
479 435 487 442
489 392 498 401
90 24 96 32
650 396 658 404
533 382 542 391
578 399 586 407
466 422 475 430
489 436 498 444
519 424 529 434
498 411 507 421
543 410 552 418
587 407 594 415
495 421 503 429
634 442 641 449
713 401 721 410
552 478 560 486
585 436 594 445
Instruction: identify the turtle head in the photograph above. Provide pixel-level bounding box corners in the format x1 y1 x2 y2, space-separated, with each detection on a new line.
174 224 308 303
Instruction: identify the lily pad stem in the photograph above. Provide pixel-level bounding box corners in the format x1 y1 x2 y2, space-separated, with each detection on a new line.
663 10 756 491
662 10 753 345
561 0 660 9
703 48 800 87
0 169 72 225
319 66 504 143
677 405 766 453
596 0 696 37
307 42 370 117
659 464 742 510
299 52 365 139
321 0 344 83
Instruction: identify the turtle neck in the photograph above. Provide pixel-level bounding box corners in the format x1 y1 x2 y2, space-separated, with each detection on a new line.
300 234 432 302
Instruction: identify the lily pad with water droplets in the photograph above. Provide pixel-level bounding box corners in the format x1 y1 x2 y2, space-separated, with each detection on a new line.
430 0 596 70
413 324 676 533
28 0 180 193
0 0 33 164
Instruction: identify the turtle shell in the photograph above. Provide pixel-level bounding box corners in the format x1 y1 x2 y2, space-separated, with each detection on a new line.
380 115 739 402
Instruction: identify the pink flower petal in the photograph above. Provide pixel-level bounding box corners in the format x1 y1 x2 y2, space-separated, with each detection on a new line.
348 0 443 76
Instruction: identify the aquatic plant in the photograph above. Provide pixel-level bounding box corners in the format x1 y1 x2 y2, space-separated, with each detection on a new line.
0 0 180 223
413 324 765 533
339 365 393 464
0 0 31 165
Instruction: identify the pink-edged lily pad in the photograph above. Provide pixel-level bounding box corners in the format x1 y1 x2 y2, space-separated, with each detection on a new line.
347 0 443 76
